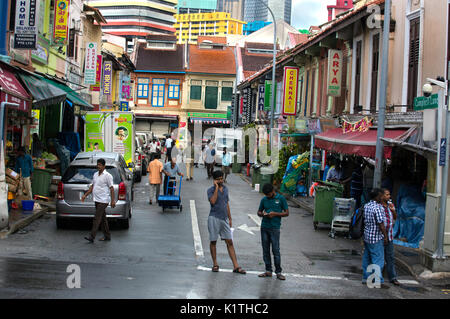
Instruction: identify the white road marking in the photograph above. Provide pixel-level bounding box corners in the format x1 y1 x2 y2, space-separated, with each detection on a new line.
237 224 259 235
248 214 261 227
190 200 204 258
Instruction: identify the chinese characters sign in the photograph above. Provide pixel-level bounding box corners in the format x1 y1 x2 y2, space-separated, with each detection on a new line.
84 42 97 85
102 61 112 96
282 66 299 116
14 0 40 49
53 0 70 46
327 49 343 97
342 117 373 134
90 55 102 91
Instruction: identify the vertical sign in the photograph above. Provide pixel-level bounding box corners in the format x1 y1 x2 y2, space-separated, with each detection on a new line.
53 0 70 46
327 49 343 97
439 138 447 167
264 80 277 111
246 88 252 124
14 0 40 49
242 88 248 125
258 85 265 111
119 101 129 112
113 113 133 166
282 66 299 116
84 42 97 85
85 113 106 152
102 61 112 96
90 55 102 91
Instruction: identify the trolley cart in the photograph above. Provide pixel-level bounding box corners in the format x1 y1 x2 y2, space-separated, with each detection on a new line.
329 198 356 239
158 176 183 212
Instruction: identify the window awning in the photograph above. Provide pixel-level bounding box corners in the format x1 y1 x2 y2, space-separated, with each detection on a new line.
0 63 32 112
40 77 93 110
189 118 231 125
314 128 410 159
18 73 67 107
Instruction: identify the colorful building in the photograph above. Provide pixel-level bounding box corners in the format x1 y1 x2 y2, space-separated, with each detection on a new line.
174 12 245 44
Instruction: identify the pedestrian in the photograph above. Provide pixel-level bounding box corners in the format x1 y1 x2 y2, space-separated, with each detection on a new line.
15 146 33 200
350 158 364 210
361 188 388 286
326 159 343 183
257 183 289 280
82 158 115 243
162 157 184 195
165 136 173 163
149 138 158 162
221 147 231 183
204 143 216 179
208 170 246 274
147 153 163 205
380 188 400 286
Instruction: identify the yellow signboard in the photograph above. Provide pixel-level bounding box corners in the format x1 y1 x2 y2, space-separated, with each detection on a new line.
53 0 70 46
282 66 299 116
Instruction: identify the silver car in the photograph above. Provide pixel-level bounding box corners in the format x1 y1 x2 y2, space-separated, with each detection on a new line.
56 152 134 229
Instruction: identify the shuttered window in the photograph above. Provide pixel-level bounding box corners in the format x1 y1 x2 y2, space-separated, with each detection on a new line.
354 40 362 112
370 33 380 113
190 80 202 100
407 17 420 110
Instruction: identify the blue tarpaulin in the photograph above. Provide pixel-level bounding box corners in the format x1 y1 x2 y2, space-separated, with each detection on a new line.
58 132 81 161
393 184 426 248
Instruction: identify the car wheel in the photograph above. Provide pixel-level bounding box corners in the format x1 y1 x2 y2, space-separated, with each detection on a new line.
120 217 130 229
56 217 66 229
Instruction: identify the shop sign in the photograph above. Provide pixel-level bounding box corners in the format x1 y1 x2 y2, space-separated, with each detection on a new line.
31 35 49 64
53 0 70 46
14 0 39 49
264 80 277 111
342 116 373 134
84 42 97 85
121 75 131 100
414 94 439 111
102 61 112 96
30 109 40 136
282 66 299 116
113 113 133 165
258 85 265 111
327 49 343 97
90 55 102 91
187 112 227 119
119 101 129 112
295 119 308 133
439 138 446 167
85 113 106 152
307 119 322 134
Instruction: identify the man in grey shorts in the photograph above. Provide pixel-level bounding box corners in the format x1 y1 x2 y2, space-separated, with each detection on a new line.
207 170 246 274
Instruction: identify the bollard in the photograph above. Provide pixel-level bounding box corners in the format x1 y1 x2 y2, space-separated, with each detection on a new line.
247 163 251 177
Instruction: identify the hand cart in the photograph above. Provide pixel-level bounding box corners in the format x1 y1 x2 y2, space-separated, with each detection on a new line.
158 176 183 212
329 198 356 239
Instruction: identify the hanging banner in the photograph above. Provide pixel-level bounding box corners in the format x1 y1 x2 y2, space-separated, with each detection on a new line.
85 113 106 152
342 116 373 134
84 42 97 85
327 49 343 97
264 80 277 111
102 61 112 96
53 0 70 46
282 66 299 116
113 113 133 165
258 84 265 111
90 55 102 91
14 0 40 49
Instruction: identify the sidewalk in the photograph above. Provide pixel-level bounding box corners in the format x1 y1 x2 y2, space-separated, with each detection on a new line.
237 172 449 284
0 202 50 239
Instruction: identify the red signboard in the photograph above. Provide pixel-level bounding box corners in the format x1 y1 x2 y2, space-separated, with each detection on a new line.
0 63 31 112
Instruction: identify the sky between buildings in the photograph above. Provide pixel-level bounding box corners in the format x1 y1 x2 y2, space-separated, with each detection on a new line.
291 0 337 30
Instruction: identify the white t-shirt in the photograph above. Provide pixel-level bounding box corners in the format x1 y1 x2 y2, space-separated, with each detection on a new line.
92 170 114 204
149 142 157 153
165 138 173 148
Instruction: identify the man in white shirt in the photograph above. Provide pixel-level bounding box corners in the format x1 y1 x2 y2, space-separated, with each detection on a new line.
82 158 116 242
165 136 173 162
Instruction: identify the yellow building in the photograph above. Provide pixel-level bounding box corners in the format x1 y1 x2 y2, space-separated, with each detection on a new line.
174 12 245 44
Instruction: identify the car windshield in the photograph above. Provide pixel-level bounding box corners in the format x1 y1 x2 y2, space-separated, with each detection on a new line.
62 166 121 184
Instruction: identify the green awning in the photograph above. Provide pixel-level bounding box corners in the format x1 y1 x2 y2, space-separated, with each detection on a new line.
18 73 67 107
41 78 93 110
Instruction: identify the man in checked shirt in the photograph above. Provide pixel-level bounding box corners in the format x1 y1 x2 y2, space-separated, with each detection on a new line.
362 188 388 286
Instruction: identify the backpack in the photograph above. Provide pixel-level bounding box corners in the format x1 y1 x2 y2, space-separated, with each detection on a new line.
349 206 364 239
211 149 216 156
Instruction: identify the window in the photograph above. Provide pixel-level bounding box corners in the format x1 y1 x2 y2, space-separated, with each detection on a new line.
354 40 362 111
370 33 380 112
407 17 420 109
221 81 233 101
190 80 202 100
168 79 180 99
205 81 219 109
152 79 165 107
137 78 149 98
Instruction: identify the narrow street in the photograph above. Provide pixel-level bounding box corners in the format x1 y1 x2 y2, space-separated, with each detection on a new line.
0 165 446 299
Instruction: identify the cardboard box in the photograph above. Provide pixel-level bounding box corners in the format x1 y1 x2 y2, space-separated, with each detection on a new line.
6 168 19 181
6 175 19 186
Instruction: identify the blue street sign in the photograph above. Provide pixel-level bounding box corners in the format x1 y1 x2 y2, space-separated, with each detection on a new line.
439 138 446 167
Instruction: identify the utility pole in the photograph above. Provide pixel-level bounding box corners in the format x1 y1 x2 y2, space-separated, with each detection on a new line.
373 0 391 188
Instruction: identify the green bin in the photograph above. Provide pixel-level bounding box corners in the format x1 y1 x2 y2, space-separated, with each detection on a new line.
259 166 274 193
251 165 261 188
232 162 241 174
313 181 344 229
32 168 56 197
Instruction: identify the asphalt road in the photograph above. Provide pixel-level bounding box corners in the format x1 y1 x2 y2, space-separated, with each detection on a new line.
0 165 447 299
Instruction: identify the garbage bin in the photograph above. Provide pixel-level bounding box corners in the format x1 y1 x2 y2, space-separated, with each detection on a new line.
32 168 56 197
251 164 261 188
313 181 344 230
232 162 241 174
259 165 274 193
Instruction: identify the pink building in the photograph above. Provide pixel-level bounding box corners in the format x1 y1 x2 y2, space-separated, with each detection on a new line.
327 0 353 21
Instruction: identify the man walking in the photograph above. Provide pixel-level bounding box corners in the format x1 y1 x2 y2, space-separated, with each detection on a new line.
204 143 216 179
208 170 246 275
381 188 400 286
221 147 231 183
82 158 115 242
147 153 163 204
257 183 289 280
162 157 184 195
362 188 388 286
15 146 33 200
165 136 173 163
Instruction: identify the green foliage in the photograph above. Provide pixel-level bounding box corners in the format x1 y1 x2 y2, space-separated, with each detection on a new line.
273 143 301 185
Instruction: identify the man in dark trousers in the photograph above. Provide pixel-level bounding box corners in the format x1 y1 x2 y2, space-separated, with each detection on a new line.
81 158 115 242
208 170 246 275
257 183 289 280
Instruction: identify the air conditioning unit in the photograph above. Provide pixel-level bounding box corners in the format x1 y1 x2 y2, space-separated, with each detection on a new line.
422 193 450 256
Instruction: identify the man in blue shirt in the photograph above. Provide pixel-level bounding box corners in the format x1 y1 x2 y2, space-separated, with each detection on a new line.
162 157 184 195
257 183 289 280
15 147 34 200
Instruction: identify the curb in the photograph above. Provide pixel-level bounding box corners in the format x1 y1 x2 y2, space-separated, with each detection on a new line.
0 207 49 239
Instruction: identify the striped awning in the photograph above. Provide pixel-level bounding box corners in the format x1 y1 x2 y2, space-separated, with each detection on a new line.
189 118 230 125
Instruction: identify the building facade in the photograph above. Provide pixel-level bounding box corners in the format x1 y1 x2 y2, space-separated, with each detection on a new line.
327 0 353 22
178 0 217 13
244 0 291 24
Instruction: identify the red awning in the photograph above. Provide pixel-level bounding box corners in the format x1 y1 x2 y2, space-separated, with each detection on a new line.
314 128 409 159
0 63 31 112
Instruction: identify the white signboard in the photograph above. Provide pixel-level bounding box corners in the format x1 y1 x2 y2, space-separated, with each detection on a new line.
84 42 97 85
14 0 40 49
327 49 343 97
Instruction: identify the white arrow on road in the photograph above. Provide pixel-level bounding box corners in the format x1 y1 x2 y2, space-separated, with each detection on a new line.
237 224 260 235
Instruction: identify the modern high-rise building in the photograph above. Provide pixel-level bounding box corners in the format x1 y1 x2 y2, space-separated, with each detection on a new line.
87 0 178 51
178 0 217 14
217 0 244 20
243 0 291 25
327 0 353 21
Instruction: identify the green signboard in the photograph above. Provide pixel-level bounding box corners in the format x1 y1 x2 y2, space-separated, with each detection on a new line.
187 112 227 119
414 94 439 111
85 113 108 152
264 80 277 111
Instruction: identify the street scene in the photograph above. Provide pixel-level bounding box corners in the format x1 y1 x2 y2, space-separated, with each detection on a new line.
1 0 450 303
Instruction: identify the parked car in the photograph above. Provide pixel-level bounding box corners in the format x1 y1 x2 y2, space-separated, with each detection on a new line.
56 152 133 230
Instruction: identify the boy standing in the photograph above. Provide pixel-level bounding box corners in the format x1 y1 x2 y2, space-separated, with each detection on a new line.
257 183 289 280
147 153 163 204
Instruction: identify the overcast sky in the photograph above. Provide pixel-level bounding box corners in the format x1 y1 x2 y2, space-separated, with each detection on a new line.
291 0 337 30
